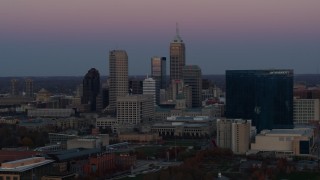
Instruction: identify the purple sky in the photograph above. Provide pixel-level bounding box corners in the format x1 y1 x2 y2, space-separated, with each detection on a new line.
1 0 320 76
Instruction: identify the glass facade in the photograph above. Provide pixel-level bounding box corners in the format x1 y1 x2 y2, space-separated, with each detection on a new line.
226 70 293 132
151 57 166 89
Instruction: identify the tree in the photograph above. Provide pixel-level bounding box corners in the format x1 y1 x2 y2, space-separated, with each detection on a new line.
21 136 34 147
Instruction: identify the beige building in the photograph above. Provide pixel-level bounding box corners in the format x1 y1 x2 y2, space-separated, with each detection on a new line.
170 24 185 81
216 119 252 154
118 133 162 143
0 157 54 180
28 108 75 118
36 88 52 102
117 95 154 125
108 50 128 113
151 116 214 137
96 116 117 133
55 117 91 130
250 128 314 156
293 98 320 124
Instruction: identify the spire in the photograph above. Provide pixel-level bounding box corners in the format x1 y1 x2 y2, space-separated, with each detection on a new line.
172 22 183 43
176 22 179 37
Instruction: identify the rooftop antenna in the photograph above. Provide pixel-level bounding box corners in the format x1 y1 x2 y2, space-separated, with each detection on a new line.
176 22 179 36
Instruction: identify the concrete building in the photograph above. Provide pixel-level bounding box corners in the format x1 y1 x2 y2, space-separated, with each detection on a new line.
118 133 162 143
67 137 102 149
293 98 320 125
96 116 117 133
143 77 158 105
151 116 214 137
28 108 75 118
36 88 52 102
170 24 185 82
182 65 202 107
117 95 154 125
11 79 19 96
0 157 54 180
108 50 128 113
251 128 314 156
216 119 252 154
151 56 166 89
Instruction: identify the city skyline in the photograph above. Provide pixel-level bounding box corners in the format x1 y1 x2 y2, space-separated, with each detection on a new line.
1 0 320 77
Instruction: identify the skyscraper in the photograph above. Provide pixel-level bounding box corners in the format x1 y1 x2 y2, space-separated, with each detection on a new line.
151 56 166 89
108 50 129 113
82 68 100 111
25 78 34 98
143 77 158 105
11 79 19 96
182 65 202 107
170 24 185 82
226 70 294 132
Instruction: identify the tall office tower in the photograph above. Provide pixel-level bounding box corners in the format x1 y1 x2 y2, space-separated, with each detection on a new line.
11 79 19 96
151 56 166 89
182 65 202 107
108 50 129 113
117 95 154 125
143 77 158 105
226 70 294 132
82 68 101 112
170 24 185 82
25 78 34 98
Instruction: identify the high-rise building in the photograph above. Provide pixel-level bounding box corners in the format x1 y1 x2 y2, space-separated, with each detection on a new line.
170 24 185 82
11 79 19 96
117 95 154 125
182 65 202 107
108 50 129 113
216 119 252 154
143 77 158 105
25 78 34 98
226 70 294 132
151 56 166 89
82 68 101 112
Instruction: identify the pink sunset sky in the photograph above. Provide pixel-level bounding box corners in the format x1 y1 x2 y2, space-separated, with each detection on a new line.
0 0 320 76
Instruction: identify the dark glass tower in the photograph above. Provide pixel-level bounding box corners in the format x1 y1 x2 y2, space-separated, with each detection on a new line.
82 68 100 111
182 65 202 107
151 56 166 89
226 70 293 132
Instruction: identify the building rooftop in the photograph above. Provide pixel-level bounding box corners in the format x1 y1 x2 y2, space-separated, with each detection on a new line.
260 128 313 137
46 148 101 161
0 157 54 172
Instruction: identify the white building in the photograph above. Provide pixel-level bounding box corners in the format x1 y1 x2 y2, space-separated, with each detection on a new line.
293 98 320 125
250 128 314 156
143 77 158 105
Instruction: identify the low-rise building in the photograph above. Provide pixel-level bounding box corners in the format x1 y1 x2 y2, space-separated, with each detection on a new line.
250 128 314 156
216 119 252 154
0 157 54 180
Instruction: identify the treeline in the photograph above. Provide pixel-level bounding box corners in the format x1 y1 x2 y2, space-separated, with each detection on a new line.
0 124 49 149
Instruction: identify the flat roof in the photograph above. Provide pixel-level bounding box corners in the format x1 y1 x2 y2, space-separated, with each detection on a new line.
0 157 54 172
260 128 313 136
